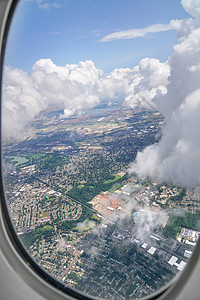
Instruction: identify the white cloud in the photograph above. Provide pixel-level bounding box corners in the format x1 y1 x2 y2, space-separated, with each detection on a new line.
2 60 134 138
76 219 96 232
99 23 174 42
2 56 170 139
181 0 200 18
2 67 45 138
129 1 200 188
36 0 60 10
124 58 170 110
133 207 168 242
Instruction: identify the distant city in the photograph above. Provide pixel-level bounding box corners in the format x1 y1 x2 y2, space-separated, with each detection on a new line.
3 105 200 299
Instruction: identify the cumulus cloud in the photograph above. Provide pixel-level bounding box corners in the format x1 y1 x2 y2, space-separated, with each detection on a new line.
130 0 200 188
124 58 170 110
2 67 45 138
2 60 102 138
99 23 174 42
3 56 169 138
181 0 200 18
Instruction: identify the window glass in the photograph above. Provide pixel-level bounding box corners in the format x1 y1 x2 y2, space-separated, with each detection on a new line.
2 1 200 299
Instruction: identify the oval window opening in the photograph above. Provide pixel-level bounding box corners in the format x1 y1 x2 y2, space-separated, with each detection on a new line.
2 1 200 299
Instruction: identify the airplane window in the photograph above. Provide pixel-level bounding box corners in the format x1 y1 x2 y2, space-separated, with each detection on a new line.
2 0 200 299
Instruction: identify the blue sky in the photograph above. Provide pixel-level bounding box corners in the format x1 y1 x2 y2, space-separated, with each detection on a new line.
5 0 190 73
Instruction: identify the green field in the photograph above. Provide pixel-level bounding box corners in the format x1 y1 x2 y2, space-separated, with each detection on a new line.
37 212 50 219
108 184 122 192
77 184 85 189
4 155 29 166
36 225 53 233
103 174 121 185
42 225 53 230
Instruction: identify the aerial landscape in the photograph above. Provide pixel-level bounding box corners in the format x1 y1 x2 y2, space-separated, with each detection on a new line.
2 0 200 299
3 105 200 299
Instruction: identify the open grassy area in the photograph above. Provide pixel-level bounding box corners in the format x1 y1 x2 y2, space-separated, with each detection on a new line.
108 184 122 192
36 225 53 233
77 184 94 189
77 184 85 189
103 174 121 185
37 212 50 219
45 197 55 202
43 225 53 230
4 155 29 166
